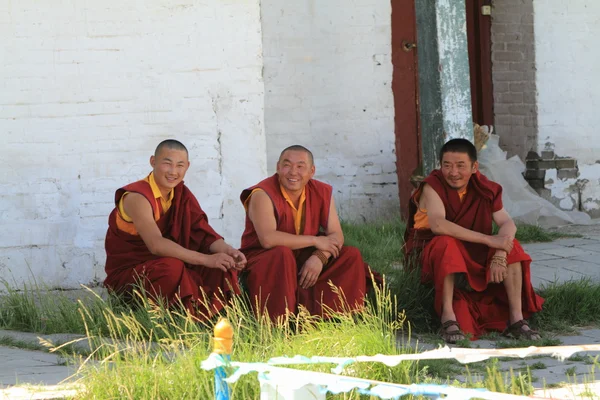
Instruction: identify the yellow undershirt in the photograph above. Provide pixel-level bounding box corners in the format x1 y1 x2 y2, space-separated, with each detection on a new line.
118 172 174 222
413 187 467 229
244 185 306 235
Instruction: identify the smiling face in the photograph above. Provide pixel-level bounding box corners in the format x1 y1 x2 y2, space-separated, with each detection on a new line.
440 151 478 191
276 150 315 196
150 147 190 197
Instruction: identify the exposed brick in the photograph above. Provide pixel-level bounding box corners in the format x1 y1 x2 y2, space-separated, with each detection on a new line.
494 115 524 126
557 168 579 180
555 159 578 169
524 116 537 127
491 0 537 162
493 62 510 72
494 51 524 62
541 150 555 159
494 71 525 82
494 33 523 43
509 105 535 115
492 42 506 52
493 103 512 115
509 61 535 72
505 43 527 53
493 13 524 24
523 92 536 105
524 169 546 180
497 92 524 103
521 14 534 24
492 23 522 34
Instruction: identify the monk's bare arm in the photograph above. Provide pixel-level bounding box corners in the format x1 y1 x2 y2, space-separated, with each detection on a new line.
248 191 341 256
422 184 491 246
248 190 320 250
209 239 247 270
492 208 517 256
320 197 344 258
123 194 229 271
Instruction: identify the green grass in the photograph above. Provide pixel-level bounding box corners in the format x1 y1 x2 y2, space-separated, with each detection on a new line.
495 337 562 349
0 219 593 398
493 223 580 242
529 361 547 370
533 278 600 333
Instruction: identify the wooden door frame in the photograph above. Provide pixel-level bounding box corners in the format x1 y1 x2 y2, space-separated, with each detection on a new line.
391 0 420 219
466 0 494 126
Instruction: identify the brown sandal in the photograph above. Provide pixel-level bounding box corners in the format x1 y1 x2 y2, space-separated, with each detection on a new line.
440 320 465 344
502 319 541 341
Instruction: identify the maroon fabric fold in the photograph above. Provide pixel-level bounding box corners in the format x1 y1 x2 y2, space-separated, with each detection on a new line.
404 170 544 339
104 177 239 319
240 174 380 320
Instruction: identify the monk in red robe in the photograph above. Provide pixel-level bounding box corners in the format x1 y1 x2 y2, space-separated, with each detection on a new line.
404 139 544 343
240 145 379 321
104 139 245 320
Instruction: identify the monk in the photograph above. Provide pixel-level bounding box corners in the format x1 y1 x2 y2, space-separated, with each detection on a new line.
239 145 379 321
104 139 245 320
404 138 544 343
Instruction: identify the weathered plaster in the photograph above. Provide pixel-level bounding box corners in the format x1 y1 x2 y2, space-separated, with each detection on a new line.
416 0 473 173
545 165 600 217
436 0 473 140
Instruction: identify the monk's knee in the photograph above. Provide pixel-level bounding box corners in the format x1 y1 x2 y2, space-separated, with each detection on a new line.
340 245 363 261
430 235 462 251
140 258 186 292
267 246 296 263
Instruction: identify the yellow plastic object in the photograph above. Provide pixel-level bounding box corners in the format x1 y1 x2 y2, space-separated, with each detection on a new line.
213 318 234 355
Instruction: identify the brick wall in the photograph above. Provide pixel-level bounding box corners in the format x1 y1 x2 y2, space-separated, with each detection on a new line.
260 0 398 222
490 0 538 161
0 1 266 289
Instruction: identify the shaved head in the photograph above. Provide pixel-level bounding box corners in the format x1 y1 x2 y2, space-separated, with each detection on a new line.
155 139 188 157
279 145 314 165
440 138 477 163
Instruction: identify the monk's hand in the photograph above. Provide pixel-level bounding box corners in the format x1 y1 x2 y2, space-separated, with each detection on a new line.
488 234 514 254
314 236 341 258
489 254 508 283
226 248 247 271
206 253 236 272
299 256 323 289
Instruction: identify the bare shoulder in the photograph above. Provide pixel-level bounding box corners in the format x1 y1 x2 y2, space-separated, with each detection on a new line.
249 189 272 207
248 189 275 219
420 183 440 204
421 183 445 217
122 192 152 219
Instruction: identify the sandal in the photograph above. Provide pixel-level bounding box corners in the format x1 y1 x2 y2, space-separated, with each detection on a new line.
440 320 466 344
502 319 541 341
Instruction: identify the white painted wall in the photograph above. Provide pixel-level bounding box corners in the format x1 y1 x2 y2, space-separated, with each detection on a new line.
261 0 398 222
0 0 266 289
534 1 600 214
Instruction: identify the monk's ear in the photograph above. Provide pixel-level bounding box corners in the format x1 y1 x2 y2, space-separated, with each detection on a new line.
309 163 316 178
472 161 479 173
150 155 156 168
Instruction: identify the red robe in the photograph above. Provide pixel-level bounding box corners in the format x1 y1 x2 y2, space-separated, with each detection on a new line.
404 170 544 338
240 174 378 320
104 177 239 319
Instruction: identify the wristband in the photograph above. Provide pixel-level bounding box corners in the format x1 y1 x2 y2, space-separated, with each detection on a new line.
490 254 507 268
312 250 330 266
